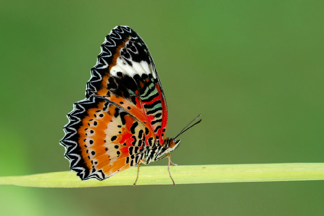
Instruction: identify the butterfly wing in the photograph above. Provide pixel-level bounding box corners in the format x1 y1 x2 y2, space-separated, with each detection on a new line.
61 96 154 180
61 26 168 180
86 26 168 145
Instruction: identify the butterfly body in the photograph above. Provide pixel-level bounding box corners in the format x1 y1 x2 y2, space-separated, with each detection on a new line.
61 26 181 182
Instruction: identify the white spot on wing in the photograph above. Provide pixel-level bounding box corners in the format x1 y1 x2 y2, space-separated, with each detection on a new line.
132 61 147 75
141 61 157 79
110 58 156 79
110 65 126 77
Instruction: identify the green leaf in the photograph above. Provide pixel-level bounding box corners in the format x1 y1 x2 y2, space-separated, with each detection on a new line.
1 163 324 188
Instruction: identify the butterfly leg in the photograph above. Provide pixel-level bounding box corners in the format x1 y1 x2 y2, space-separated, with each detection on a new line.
167 153 176 185
167 153 177 166
133 160 145 186
170 161 178 166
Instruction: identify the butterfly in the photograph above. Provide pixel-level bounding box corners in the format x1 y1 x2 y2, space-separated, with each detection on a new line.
60 26 201 185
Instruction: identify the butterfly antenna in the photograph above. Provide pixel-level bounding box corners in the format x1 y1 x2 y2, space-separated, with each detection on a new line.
174 114 202 139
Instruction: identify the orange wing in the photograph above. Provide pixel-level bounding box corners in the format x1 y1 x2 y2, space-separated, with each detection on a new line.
61 96 155 180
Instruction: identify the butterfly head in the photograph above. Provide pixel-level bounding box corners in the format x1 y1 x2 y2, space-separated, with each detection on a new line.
166 138 181 153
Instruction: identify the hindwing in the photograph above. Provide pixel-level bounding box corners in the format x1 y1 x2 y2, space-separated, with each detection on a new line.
61 96 155 180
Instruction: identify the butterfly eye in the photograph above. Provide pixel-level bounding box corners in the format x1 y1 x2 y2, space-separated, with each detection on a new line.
175 139 181 145
168 138 181 150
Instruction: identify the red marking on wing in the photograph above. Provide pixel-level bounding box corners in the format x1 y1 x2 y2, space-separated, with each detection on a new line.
143 95 160 105
156 83 168 145
121 147 129 154
147 114 155 122
120 132 132 144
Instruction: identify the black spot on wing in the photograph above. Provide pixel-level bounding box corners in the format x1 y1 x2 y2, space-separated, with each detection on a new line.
151 118 162 125
154 113 162 118
129 146 134 155
148 137 154 147
114 107 120 118
138 130 143 139
130 121 138 134
138 140 143 147
154 126 161 133
119 112 127 125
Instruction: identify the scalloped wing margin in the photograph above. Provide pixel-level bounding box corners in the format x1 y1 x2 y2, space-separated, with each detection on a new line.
60 96 106 180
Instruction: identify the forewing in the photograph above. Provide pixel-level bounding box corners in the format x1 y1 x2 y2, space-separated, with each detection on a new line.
86 26 167 145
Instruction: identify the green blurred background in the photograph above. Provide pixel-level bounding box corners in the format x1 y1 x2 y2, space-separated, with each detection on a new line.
1 0 324 215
